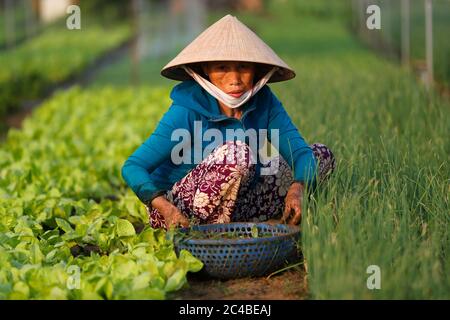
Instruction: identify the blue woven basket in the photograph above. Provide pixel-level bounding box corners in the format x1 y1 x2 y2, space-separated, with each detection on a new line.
174 222 301 279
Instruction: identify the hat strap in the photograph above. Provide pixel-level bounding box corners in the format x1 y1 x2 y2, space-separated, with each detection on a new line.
182 65 278 109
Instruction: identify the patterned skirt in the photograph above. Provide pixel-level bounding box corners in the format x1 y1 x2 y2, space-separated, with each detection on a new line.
146 141 335 229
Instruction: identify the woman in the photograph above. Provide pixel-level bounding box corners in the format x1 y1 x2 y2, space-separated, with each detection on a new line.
121 15 335 229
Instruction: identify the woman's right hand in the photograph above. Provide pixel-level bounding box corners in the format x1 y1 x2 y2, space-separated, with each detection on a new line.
151 196 190 228
163 205 190 228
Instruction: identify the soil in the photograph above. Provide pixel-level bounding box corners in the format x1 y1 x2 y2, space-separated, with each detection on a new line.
171 265 309 300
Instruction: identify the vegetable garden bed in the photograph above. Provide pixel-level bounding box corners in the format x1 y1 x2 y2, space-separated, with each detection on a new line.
0 87 203 299
0 25 130 117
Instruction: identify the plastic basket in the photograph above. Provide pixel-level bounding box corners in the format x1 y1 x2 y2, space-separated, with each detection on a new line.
174 222 301 279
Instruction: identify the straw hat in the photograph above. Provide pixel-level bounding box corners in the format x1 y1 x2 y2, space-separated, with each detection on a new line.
161 14 295 83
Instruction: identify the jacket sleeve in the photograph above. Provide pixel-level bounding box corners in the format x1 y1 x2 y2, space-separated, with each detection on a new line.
267 91 317 185
121 104 192 204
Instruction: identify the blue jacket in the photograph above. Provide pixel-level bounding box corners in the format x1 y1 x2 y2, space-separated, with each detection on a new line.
121 80 316 205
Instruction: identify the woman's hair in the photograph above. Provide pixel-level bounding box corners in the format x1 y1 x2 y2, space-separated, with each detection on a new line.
189 62 208 78
253 63 274 83
187 62 274 84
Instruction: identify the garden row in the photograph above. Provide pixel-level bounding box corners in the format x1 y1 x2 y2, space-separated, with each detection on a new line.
0 25 130 117
0 87 202 299
241 1 449 299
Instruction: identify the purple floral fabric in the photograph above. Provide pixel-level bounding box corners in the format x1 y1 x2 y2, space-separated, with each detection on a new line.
146 141 335 229
310 143 336 182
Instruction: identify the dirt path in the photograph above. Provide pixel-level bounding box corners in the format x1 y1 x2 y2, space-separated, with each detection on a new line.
172 266 308 300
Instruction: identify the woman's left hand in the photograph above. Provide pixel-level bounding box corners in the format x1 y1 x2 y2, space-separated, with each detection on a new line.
282 182 304 225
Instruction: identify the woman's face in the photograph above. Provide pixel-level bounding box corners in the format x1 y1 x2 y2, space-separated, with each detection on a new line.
202 61 255 98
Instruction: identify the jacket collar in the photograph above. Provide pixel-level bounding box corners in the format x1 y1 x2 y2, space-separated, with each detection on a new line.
207 91 258 122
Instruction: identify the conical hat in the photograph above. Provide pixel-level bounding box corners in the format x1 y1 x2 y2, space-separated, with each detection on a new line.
161 14 295 83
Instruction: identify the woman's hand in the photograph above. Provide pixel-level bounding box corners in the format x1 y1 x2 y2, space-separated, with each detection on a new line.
151 196 190 228
281 182 304 225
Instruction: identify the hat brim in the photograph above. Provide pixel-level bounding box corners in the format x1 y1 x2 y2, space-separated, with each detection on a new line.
160 14 296 83
161 60 295 83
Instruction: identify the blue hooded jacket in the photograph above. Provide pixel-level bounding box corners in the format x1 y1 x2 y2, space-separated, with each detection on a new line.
121 80 316 205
